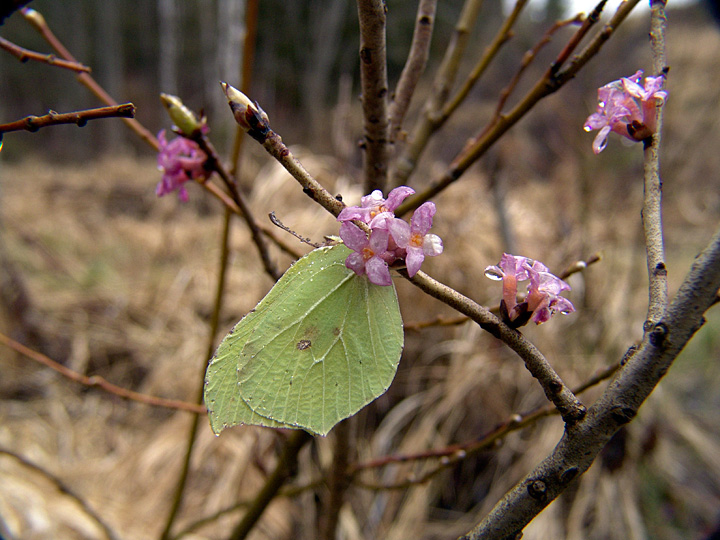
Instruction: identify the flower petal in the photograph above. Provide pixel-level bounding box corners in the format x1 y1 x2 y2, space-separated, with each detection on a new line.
365 257 392 286
339 222 368 252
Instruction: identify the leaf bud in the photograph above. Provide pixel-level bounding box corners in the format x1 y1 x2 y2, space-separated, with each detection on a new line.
160 93 203 137
221 82 270 141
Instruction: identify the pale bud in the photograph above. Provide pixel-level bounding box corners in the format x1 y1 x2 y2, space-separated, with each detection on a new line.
21 8 46 29
160 93 203 137
221 82 270 140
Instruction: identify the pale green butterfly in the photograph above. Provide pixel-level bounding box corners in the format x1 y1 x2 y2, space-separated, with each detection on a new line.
204 243 403 436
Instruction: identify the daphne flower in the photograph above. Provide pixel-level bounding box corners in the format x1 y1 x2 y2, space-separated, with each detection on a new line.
621 70 667 136
484 254 531 323
337 186 415 225
584 70 667 154
387 202 443 276
524 262 575 324
156 130 208 202
485 254 574 327
339 222 393 286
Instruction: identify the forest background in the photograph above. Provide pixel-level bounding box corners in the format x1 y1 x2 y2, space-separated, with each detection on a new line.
1 1 720 539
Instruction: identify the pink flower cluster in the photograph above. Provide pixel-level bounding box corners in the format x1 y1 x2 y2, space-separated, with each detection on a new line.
484 253 574 327
584 70 667 154
156 129 208 202
337 187 443 286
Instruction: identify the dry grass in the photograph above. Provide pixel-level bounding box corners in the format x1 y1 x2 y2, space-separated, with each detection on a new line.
2 8 720 540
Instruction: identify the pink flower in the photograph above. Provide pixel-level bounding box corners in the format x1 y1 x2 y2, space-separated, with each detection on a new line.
156 129 208 202
584 70 667 154
337 187 443 286
524 262 575 324
339 222 394 286
337 186 415 225
485 254 574 327
621 71 667 135
387 202 444 277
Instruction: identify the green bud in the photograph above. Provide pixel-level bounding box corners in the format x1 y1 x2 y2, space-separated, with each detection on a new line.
160 93 202 136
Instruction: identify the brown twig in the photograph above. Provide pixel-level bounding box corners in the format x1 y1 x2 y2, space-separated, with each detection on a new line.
20 7 159 150
388 0 437 143
350 362 620 490
391 0 484 187
0 447 121 540
489 13 584 126
260 130 346 217
321 420 352 540
642 0 669 332
444 0 530 127
159 209 236 540
357 0 390 193
194 135 280 281
403 270 586 424
403 253 600 331
461 225 720 539
0 331 206 414
396 0 640 216
0 35 90 72
0 103 135 134
228 431 313 540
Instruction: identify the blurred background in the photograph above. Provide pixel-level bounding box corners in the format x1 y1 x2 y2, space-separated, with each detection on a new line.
1 1 720 539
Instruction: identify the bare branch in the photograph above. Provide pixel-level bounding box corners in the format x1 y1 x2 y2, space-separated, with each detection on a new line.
396 0 640 216
0 332 206 414
20 7 159 150
460 224 720 539
391 0 486 186
0 447 121 540
404 270 587 424
642 0 669 329
357 0 390 192
228 431 313 540
0 35 90 72
388 0 437 143
0 103 134 134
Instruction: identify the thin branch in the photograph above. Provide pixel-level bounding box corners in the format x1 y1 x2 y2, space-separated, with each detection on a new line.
20 7 159 150
160 210 235 540
388 0 437 143
260 130 346 217
0 103 135 134
228 431 313 540
443 0 530 127
396 0 640 216
352 361 619 475
642 0 669 330
403 270 586 424
0 331 206 414
391 0 486 187
321 420 352 540
223 82 348 219
357 0 390 192
194 134 280 281
460 223 720 540
0 447 121 540
488 13 584 126
403 252 600 331
0 35 90 72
